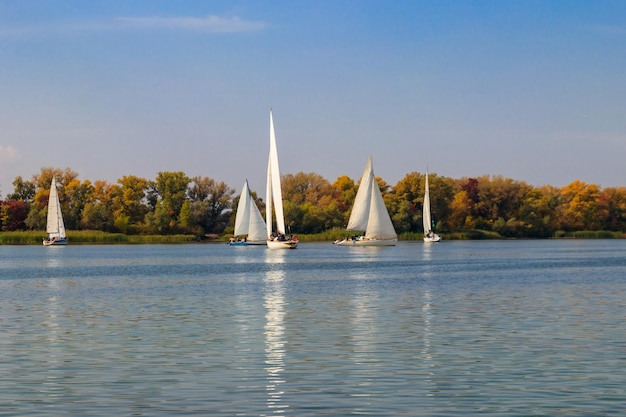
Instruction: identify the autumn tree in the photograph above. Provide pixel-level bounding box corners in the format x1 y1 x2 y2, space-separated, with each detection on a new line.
559 180 603 231
448 190 475 231
281 172 343 233
331 175 357 218
601 186 626 231
0 200 28 231
474 175 533 236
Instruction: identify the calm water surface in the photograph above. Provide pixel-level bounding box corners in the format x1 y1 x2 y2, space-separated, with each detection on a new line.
0 240 624 416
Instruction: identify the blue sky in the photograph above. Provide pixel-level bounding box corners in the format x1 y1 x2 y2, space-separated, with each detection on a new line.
1 0 625 198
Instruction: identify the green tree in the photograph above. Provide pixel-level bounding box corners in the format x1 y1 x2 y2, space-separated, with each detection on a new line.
518 185 560 237
183 176 235 235
204 178 235 234
388 172 422 233
7 176 36 203
64 179 95 230
80 202 115 231
153 171 190 230
24 188 49 231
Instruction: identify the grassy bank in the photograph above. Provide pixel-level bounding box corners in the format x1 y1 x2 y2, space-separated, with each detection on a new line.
554 230 625 239
0 230 198 245
2 229 624 245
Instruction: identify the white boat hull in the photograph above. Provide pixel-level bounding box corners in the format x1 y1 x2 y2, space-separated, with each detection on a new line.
423 235 441 243
267 239 298 249
334 237 397 247
43 237 68 246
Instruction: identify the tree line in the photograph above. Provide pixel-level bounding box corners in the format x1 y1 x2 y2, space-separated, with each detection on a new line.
1 166 625 238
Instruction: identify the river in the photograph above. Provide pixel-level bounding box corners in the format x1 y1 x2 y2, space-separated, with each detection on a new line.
1 240 624 416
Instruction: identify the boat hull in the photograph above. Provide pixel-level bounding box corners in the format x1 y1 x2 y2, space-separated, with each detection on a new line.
228 240 267 246
43 237 68 246
423 234 441 243
334 237 397 247
267 239 298 249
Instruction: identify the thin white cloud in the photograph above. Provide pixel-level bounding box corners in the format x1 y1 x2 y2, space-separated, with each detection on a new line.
116 15 267 33
0 145 19 160
0 15 267 38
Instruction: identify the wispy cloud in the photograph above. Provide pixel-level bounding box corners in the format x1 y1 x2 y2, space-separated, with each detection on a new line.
0 14 267 38
116 15 267 33
0 145 19 160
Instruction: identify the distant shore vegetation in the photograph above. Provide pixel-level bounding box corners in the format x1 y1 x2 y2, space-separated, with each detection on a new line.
1 167 625 244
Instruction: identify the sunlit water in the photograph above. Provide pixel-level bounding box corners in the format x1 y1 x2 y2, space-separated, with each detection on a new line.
0 240 624 416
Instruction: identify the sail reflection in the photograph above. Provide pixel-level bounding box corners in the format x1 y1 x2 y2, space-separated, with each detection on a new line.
421 289 433 362
263 251 289 414
421 288 436 395
422 241 433 261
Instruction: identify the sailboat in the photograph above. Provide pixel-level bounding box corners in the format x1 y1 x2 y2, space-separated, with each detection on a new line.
334 156 397 246
43 177 68 246
423 167 441 242
266 109 298 249
229 180 267 246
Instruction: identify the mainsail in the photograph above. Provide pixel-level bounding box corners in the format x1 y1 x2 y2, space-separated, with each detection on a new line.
346 156 397 241
423 170 433 234
422 167 441 242
234 179 267 242
46 177 66 240
266 109 286 236
265 109 298 249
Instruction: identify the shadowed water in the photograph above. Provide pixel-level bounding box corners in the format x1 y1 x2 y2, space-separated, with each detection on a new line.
0 240 624 416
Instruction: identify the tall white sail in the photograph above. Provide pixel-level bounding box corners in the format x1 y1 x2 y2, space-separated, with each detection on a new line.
44 177 67 245
338 156 397 246
423 170 433 234
423 167 441 242
265 109 298 249
266 109 286 236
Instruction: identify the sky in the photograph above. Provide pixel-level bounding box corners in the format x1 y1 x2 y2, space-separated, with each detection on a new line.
1 0 625 198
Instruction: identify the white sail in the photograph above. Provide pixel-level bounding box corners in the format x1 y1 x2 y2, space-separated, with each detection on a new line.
266 109 297 249
234 181 252 237
43 177 67 245
337 156 397 246
233 180 267 243
346 157 374 232
266 109 286 236
423 168 441 242
423 171 432 234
